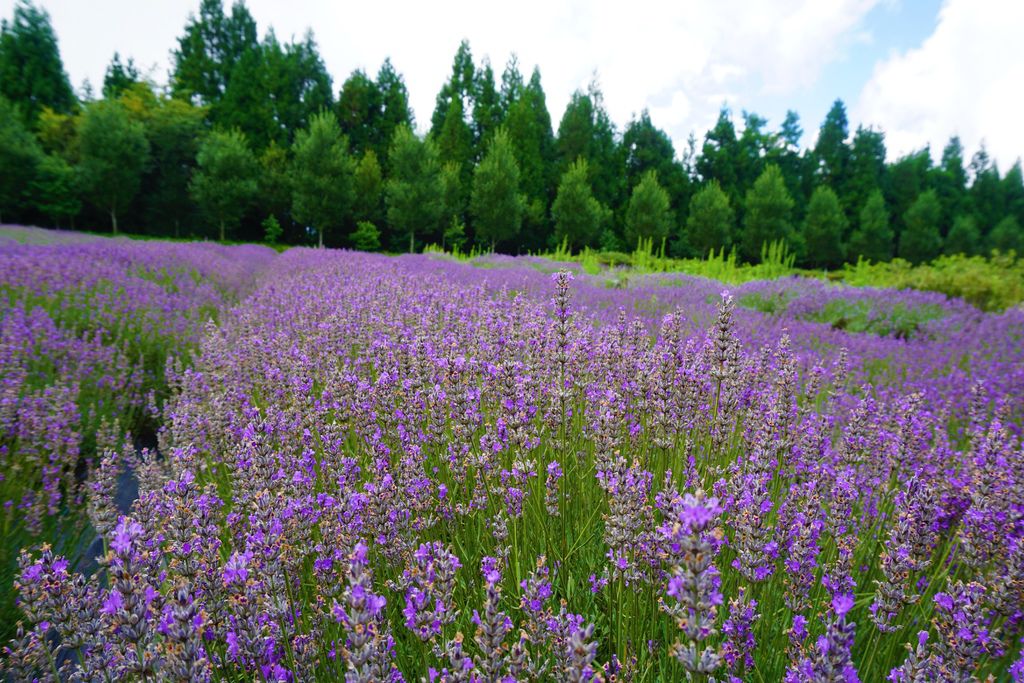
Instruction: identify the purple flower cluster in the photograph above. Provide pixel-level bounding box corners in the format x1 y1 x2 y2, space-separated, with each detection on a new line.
2 242 1023 680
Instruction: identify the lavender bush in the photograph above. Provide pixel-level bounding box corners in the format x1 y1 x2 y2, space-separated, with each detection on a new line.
2 238 1022 680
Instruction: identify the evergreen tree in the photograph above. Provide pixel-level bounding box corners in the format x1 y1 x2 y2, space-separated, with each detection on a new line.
848 190 893 263
552 158 608 250
498 54 524 115
802 185 847 269
0 0 75 123
968 146 1003 234
171 0 258 106
899 189 943 264
813 99 851 193
1002 161 1024 228
736 111 771 191
430 40 474 134
190 128 258 241
30 153 78 226
439 160 465 241
944 215 980 256
624 170 672 248
352 149 383 227
257 141 293 238
846 126 886 224
102 52 141 98
505 68 555 249
885 149 932 239
766 110 805 202
77 99 150 234
291 112 353 248
556 83 623 212
351 220 381 252
685 181 734 257
336 69 383 156
386 125 444 253
434 97 473 183
697 107 741 203
0 96 42 222
989 215 1023 253
471 59 502 154
741 164 795 263
932 136 968 231
376 59 413 162
215 30 333 148
622 110 690 242
470 128 524 251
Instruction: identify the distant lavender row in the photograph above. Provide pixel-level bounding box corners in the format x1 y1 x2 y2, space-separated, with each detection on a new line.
0 232 274 534
6 246 1020 680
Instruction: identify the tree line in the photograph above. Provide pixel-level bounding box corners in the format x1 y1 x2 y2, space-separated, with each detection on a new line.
1 0 1022 264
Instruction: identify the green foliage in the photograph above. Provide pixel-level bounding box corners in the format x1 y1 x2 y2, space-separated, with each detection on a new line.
0 0 75 123
838 253 1024 311
443 217 467 252
848 189 893 262
803 299 946 339
470 128 524 250
685 180 734 257
386 126 444 252
989 215 1023 254
30 153 79 225
624 170 672 248
899 189 943 264
261 214 282 243
171 0 258 106
291 112 353 248
0 96 42 221
190 128 258 241
552 157 609 251
352 149 383 226
77 99 150 234
802 185 847 269
351 220 381 252
742 164 795 263
103 52 141 98
944 215 980 256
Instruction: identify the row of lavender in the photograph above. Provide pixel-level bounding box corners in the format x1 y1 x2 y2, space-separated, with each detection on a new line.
4 244 1024 680
0 229 275 636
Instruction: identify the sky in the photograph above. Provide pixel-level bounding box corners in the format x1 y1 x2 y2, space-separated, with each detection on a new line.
4 0 1022 169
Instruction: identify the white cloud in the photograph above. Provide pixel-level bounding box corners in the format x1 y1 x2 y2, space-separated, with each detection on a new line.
12 0 881 155
853 0 1024 168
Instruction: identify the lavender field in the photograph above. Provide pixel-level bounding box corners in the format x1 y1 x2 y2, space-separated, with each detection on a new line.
1 229 1022 681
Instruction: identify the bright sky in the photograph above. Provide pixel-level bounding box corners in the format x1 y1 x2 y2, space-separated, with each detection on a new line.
4 0 1022 169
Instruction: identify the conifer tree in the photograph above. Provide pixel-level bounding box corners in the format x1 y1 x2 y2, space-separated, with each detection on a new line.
291 112 353 248
899 189 943 264
685 181 734 257
848 189 893 262
802 185 847 269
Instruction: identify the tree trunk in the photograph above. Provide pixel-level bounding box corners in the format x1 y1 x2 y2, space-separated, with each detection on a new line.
318 226 323 249
111 209 118 235
409 230 414 254
219 221 225 242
